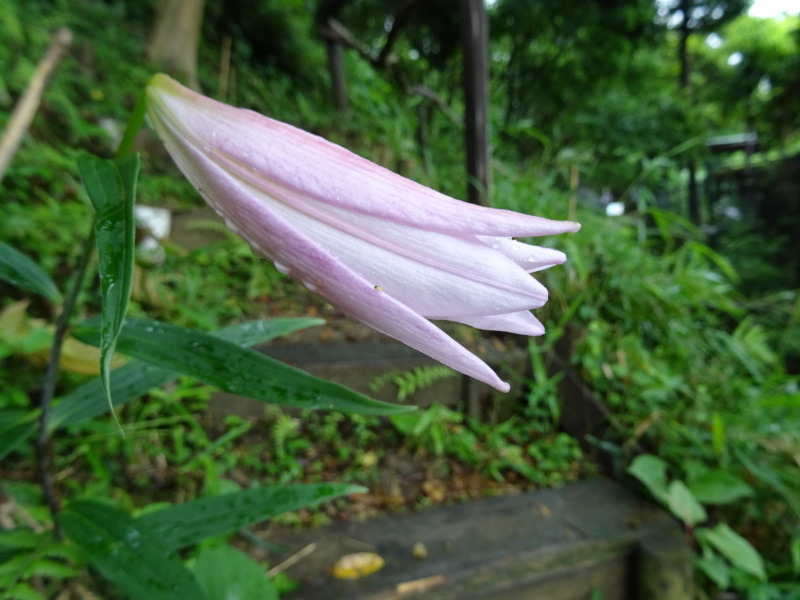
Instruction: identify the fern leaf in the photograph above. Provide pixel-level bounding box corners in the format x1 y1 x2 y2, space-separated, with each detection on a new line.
0 530 43 550
3 583 45 600
0 553 30 578
22 558 79 579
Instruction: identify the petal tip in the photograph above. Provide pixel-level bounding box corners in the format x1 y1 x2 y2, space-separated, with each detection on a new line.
495 381 511 393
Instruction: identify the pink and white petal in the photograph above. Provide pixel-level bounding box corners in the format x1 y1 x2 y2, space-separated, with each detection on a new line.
449 311 545 336
481 237 568 272
209 148 551 316
149 76 580 239
153 121 511 391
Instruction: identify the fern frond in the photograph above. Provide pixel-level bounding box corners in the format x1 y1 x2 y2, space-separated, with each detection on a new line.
370 365 456 401
0 530 42 550
3 582 44 600
22 558 79 579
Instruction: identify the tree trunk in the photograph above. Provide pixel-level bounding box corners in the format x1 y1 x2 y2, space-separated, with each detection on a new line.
678 2 690 89
460 0 490 206
677 0 701 224
147 0 206 91
326 39 348 113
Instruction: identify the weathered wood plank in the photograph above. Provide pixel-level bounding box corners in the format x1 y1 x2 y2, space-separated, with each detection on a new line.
258 479 691 600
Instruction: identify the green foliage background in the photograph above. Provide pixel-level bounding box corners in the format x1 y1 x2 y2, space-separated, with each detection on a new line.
1 0 800 598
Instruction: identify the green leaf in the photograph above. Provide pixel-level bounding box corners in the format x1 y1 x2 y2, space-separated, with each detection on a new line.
73 318 412 415
22 558 78 579
0 410 37 461
696 554 731 588
698 523 766 581
628 454 669 504
0 241 61 301
4 582 44 600
50 318 325 429
666 480 707 527
60 500 209 600
688 470 754 505
78 154 124 213
78 153 139 423
136 483 364 550
192 546 278 600
0 529 43 550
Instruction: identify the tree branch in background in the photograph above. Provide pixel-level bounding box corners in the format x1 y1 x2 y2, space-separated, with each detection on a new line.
317 13 461 127
0 27 72 185
375 0 421 69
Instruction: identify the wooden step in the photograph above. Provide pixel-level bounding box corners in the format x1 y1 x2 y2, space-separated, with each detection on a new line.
261 478 692 600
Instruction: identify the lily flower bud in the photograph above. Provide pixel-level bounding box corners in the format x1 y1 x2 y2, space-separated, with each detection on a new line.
146 74 579 392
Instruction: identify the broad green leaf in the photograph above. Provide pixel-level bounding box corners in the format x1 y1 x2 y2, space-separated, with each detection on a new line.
688 470 754 505
50 317 324 429
0 410 37 461
0 241 61 301
73 318 412 415
628 454 669 504
137 483 364 550
666 480 707 527
78 153 139 422
698 523 766 581
696 554 731 588
192 546 278 600
60 500 209 600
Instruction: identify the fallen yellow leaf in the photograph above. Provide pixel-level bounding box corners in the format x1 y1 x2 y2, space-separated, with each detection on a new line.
331 552 385 580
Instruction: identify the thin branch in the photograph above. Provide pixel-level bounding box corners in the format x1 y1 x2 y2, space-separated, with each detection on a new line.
319 17 462 127
37 220 97 538
0 27 72 184
318 17 376 64
267 542 317 577
407 83 462 126
375 0 422 68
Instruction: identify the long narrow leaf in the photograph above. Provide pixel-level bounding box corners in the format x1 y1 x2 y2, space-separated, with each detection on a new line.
50 317 324 429
136 483 365 550
60 500 209 600
0 410 38 461
0 241 61 301
73 318 412 415
78 153 139 422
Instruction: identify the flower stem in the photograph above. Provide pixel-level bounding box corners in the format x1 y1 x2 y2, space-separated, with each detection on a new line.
37 219 97 538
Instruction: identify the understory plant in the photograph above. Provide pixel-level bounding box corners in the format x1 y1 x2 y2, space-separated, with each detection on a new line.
529 203 800 597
